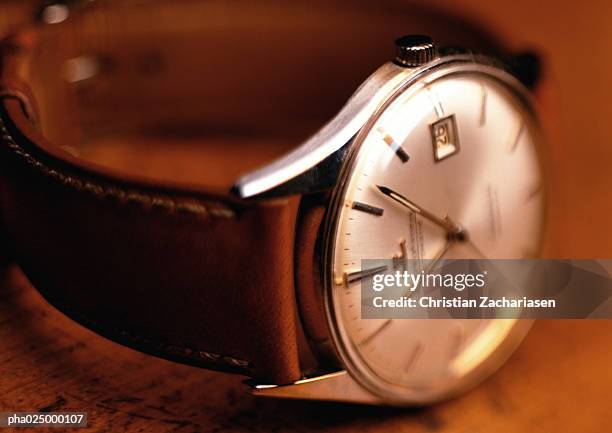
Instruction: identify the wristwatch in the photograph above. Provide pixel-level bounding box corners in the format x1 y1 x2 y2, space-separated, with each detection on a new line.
0 1 546 405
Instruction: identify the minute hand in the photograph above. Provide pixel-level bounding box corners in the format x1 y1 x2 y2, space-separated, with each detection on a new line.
376 185 463 236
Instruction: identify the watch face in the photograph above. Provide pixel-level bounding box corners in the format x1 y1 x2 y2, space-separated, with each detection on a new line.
325 62 544 403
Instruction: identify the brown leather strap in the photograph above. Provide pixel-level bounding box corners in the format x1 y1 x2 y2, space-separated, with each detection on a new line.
0 0 504 383
0 95 304 382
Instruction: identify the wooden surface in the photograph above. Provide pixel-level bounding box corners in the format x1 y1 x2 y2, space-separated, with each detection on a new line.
1 267 611 432
1 1 611 432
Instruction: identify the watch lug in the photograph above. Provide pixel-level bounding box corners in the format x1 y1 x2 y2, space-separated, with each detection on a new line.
245 370 383 405
232 62 410 200
231 140 351 199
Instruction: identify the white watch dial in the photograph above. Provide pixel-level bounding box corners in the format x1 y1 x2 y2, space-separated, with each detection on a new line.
327 65 544 403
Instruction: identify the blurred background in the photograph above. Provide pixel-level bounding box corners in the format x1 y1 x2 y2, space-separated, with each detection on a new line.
0 1 610 432
2 0 610 257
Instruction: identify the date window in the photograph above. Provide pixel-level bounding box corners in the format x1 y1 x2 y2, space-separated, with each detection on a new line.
430 114 460 161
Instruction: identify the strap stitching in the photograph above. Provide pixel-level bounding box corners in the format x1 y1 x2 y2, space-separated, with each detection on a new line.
54 298 254 372
115 327 253 370
0 117 252 373
0 117 235 219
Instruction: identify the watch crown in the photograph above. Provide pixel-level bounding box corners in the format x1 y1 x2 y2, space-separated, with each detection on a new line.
394 35 438 67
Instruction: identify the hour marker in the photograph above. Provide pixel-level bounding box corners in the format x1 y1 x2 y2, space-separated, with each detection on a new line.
352 201 384 216
344 265 388 285
359 320 392 346
509 123 524 152
427 87 445 118
377 128 409 163
479 84 487 127
405 342 424 372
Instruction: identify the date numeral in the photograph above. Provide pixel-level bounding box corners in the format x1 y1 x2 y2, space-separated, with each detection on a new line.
430 114 460 162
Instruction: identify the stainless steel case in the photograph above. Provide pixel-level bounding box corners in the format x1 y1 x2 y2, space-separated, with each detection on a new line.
235 54 542 405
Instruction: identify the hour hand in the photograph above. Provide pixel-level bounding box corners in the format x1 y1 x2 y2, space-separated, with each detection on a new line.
376 185 464 239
